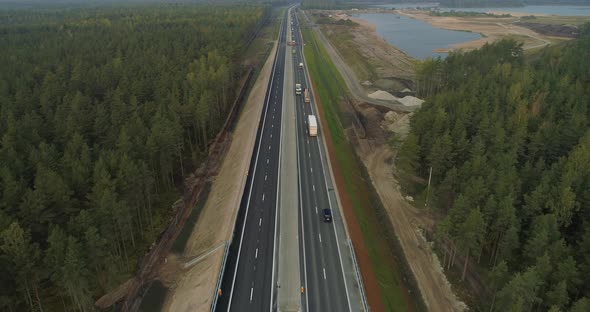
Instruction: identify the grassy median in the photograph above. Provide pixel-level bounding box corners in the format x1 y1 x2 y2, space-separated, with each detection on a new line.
301 25 415 311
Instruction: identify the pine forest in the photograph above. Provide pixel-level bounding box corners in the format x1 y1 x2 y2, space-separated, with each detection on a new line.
401 25 590 310
0 4 266 311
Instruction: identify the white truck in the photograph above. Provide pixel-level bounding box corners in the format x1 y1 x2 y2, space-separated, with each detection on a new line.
308 115 317 137
299 62 304 69
295 83 302 95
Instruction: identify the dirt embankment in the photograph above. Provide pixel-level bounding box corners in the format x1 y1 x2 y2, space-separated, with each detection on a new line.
350 104 467 312
316 10 415 93
515 21 579 38
158 40 278 312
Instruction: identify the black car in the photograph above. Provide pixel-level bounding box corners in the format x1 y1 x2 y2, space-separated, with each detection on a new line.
323 209 332 222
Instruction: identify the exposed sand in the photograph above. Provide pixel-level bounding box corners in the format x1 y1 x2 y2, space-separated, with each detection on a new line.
396 10 554 51
161 41 278 312
369 90 424 107
362 145 466 311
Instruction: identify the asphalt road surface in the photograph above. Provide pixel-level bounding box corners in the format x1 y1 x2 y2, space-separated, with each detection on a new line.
216 7 288 312
290 11 352 312
216 6 360 312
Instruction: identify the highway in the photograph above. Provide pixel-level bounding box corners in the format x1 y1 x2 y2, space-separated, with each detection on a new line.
290 11 353 312
216 7 288 312
216 6 364 312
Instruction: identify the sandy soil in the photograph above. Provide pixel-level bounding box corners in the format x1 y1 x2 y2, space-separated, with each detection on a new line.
369 90 423 107
322 12 415 85
361 144 465 312
397 10 554 51
160 41 278 312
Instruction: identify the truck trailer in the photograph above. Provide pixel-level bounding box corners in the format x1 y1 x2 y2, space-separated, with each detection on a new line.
308 115 317 136
304 88 310 103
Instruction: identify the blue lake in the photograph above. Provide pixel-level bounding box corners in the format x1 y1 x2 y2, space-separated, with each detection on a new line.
355 13 481 59
375 4 590 16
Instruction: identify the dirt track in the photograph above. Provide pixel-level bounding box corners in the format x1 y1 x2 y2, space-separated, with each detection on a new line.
362 146 464 311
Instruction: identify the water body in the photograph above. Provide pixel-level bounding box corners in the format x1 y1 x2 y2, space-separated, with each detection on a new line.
375 4 590 16
355 13 481 59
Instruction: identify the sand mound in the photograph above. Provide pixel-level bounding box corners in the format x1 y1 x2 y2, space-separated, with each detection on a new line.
368 90 424 108
399 95 423 107
381 111 413 140
368 90 397 101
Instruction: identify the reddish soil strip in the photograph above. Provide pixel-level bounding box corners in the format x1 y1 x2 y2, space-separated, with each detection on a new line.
309 78 385 312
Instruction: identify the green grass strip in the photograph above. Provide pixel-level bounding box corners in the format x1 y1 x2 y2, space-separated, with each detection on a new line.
302 25 411 311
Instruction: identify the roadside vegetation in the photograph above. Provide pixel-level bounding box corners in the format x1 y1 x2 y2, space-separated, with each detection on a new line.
522 15 590 26
301 24 418 311
400 24 590 310
0 4 265 311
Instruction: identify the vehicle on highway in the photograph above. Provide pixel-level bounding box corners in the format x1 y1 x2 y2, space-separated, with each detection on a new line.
304 88 310 103
295 83 302 95
308 115 317 136
299 62 304 69
292 48 296 54
323 209 332 222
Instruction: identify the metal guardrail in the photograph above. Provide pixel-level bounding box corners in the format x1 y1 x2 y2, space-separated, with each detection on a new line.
210 241 230 312
297 9 369 311
349 239 369 312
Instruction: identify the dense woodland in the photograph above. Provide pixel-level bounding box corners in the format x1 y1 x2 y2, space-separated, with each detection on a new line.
0 4 265 311
401 25 590 310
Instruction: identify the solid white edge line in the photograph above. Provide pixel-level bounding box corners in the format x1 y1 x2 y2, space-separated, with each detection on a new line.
294 18 310 311
227 9 284 312
271 6 295 311
303 22 353 312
